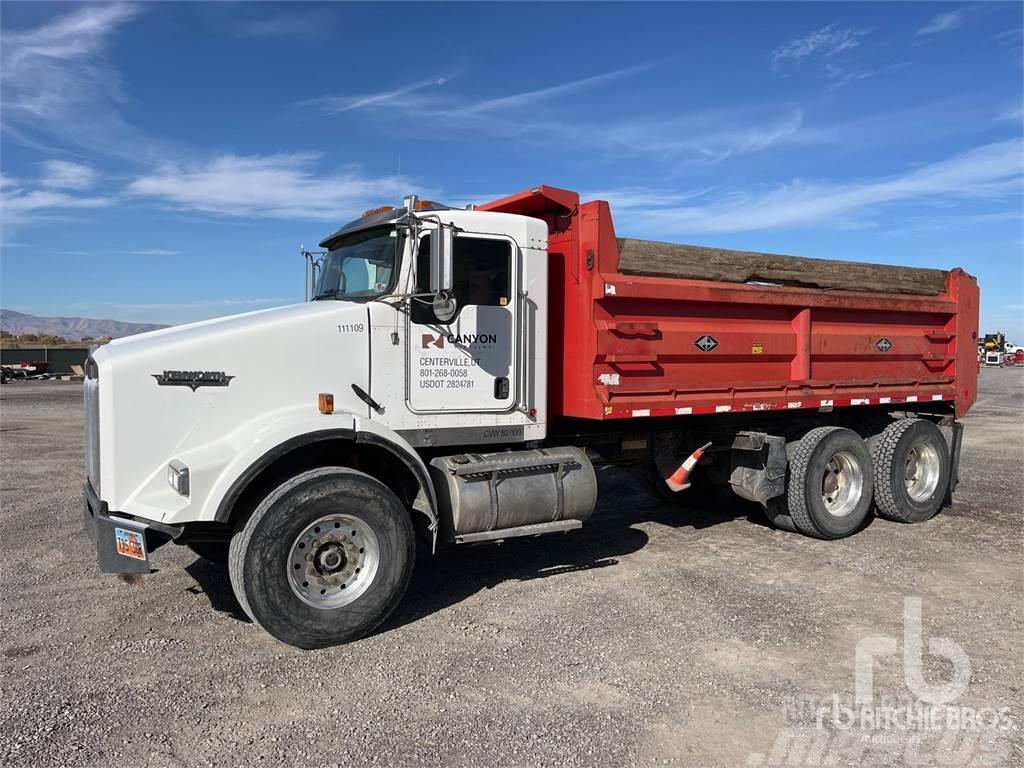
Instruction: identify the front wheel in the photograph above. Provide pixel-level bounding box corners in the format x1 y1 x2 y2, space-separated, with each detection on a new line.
228 467 415 649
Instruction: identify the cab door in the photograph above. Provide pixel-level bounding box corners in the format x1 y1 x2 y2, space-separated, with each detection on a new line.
407 232 517 413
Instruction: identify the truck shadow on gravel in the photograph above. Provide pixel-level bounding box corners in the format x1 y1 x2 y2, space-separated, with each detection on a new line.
185 560 252 622
381 468 758 635
183 467 760 633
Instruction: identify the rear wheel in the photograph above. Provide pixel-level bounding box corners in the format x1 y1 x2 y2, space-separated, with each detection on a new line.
228 467 415 649
871 418 949 523
783 426 874 539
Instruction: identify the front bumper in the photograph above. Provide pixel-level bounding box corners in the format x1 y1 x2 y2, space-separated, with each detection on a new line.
83 482 181 575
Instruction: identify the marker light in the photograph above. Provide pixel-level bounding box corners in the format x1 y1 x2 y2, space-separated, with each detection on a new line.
362 205 394 218
318 392 334 414
168 460 190 497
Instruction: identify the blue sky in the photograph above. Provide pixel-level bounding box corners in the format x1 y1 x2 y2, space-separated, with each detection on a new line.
1 2 1022 337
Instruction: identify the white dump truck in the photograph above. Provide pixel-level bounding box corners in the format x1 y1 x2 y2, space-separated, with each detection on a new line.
84 186 978 648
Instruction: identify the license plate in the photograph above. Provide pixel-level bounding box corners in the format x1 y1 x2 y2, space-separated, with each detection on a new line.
115 527 146 561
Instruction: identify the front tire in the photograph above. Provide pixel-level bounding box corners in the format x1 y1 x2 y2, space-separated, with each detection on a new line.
784 426 874 540
871 418 949 523
228 467 415 649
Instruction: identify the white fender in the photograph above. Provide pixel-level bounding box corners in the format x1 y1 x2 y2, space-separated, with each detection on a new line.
120 403 440 549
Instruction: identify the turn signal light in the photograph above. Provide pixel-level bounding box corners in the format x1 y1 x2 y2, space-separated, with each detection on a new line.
318 393 334 414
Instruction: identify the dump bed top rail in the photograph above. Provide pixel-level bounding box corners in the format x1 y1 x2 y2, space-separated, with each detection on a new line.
616 239 948 296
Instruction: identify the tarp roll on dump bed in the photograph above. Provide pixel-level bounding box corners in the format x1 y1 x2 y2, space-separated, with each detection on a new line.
616 238 948 296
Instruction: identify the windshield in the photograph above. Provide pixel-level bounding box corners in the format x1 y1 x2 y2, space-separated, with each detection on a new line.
315 226 401 300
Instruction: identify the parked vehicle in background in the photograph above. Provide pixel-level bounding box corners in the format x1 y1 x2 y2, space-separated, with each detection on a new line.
82 185 979 648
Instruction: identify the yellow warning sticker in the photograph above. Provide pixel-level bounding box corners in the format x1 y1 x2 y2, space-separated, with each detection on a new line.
752 342 764 354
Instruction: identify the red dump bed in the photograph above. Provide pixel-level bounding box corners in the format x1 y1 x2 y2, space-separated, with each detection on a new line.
480 186 980 421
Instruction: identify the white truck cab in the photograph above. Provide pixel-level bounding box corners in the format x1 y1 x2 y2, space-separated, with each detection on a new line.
83 197 586 648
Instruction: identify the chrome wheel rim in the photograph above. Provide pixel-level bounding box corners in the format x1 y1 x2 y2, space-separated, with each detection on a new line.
820 450 864 517
905 442 941 502
288 513 380 610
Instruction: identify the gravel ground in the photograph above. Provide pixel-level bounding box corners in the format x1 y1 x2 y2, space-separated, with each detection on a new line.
1 370 1021 767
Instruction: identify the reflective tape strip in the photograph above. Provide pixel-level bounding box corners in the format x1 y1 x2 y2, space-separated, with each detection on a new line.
604 393 955 418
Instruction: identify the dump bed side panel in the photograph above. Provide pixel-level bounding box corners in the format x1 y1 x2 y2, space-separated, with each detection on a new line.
571 203 978 422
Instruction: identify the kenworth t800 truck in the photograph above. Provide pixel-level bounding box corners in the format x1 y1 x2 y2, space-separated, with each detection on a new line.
83 185 979 648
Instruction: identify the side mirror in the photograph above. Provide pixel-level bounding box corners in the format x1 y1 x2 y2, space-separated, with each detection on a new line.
432 292 458 323
302 247 322 302
429 224 454 293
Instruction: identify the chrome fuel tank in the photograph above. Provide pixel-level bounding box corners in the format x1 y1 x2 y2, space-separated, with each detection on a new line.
429 447 597 542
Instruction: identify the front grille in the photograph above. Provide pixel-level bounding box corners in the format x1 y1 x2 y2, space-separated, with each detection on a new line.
84 362 100 494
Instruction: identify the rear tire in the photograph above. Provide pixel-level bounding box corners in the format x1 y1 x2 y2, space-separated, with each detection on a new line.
228 467 415 649
784 426 874 540
871 419 949 523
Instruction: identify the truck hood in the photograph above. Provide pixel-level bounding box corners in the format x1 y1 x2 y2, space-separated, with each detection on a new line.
91 301 373 514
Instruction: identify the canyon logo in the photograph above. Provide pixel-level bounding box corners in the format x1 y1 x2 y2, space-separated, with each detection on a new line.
421 333 498 349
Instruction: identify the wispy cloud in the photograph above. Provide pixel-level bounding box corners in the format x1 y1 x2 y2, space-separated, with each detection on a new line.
0 3 152 159
562 107 812 164
916 9 967 37
295 65 806 166
126 153 430 221
770 25 872 69
231 11 334 40
128 249 181 257
1 188 112 226
295 77 451 115
462 63 656 114
993 28 1022 48
823 63 875 93
1 162 110 226
40 160 97 190
296 62 655 119
590 139 1023 236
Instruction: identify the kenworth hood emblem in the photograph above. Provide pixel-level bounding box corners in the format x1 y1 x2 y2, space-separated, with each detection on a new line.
153 370 235 391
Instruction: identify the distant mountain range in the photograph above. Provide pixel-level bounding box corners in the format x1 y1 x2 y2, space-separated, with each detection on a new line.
0 309 168 339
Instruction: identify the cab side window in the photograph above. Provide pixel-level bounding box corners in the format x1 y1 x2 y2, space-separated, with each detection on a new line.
412 235 511 324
